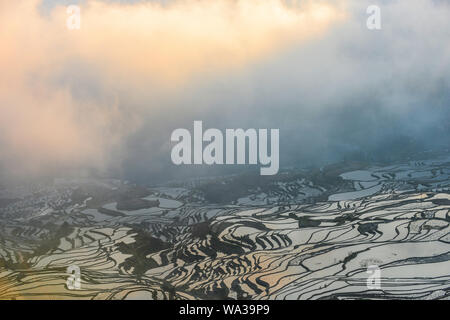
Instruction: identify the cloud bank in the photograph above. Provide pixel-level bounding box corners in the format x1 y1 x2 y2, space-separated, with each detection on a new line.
1 0 449 182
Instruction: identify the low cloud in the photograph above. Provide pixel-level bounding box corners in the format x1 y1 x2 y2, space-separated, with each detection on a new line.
0 0 344 178
0 0 449 182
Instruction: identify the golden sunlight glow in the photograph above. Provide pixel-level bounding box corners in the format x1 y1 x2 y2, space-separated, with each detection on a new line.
0 0 346 174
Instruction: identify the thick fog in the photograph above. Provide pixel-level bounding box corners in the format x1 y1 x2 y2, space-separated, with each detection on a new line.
1 0 449 184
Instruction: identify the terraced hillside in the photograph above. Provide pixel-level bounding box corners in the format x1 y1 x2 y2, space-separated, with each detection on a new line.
0 156 449 300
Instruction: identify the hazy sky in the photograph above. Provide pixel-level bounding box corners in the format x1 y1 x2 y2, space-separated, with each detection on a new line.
1 0 449 182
